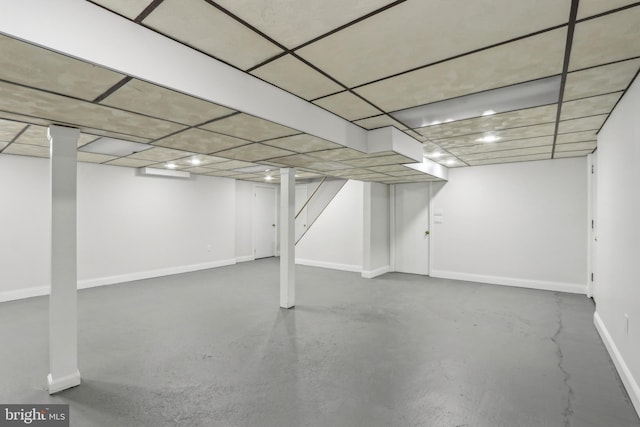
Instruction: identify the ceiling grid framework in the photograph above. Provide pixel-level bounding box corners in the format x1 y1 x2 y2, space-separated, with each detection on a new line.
0 0 638 180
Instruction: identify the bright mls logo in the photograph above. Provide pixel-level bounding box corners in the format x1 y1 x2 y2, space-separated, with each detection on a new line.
0 405 69 427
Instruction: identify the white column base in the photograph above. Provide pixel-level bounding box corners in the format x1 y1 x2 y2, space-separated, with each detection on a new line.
48 370 81 394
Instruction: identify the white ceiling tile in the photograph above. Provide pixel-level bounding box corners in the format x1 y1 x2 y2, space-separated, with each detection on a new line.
560 92 622 121
89 0 151 19
313 91 381 121
0 119 27 142
554 149 594 158
460 145 552 161
211 160 262 171
0 35 126 101
105 158 157 168
569 6 640 71
558 114 608 134
344 153 416 168
172 154 231 168
468 153 551 166
555 130 597 144
564 58 640 101
438 123 557 149
577 0 638 19
0 141 8 151
200 113 299 141
14 125 97 147
128 147 191 162
213 143 296 162
0 81 185 140
263 134 342 152
417 105 558 140
269 154 351 171
143 0 283 70
3 143 50 158
212 0 391 48
102 79 235 125
449 136 554 156
153 129 248 154
555 141 597 152
250 55 344 100
77 152 118 163
298 0 570 87
353 115 408 130
355 28 567 112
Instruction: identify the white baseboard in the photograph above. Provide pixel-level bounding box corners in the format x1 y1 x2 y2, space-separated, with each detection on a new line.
48 370 81 394
295 258 362 273
594 311 640 418
0 286 49 303
430 270 586 294
0 259 237 303
235 255 255 263
362 265 390 279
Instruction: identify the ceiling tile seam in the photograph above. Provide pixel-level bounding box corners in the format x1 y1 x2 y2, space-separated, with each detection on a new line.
559 112 610 124
85 0 133 22
552 0 592 158
245 52 289 73
468 156 552 166
135 0 165 23
457 146 555 160
0 108 153 142
430 122 558 142
348 24 569 91
93 76 133 103
257 133 305 144
563 90 625 103
0 77 199 130
596 65 640 135
148 116 252 146
292 0 407 52
0 123 29 154
568 55 640 74
576 2 640 23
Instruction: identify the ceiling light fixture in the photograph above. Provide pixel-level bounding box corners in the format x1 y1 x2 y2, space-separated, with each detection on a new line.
476 134 501 143
190 157 201 166
446 159 457 165
79 137 152 157
265 176 273 181
390 75 561 128
166 162 178 169
425 151 442 158
482 110 496 116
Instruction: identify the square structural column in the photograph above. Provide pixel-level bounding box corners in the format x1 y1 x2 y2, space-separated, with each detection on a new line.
48 125 81 394
280 168 296 309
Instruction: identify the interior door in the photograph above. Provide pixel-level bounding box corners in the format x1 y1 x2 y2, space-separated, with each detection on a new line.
394 182 430 275
295 184 308 243
253 185 276 259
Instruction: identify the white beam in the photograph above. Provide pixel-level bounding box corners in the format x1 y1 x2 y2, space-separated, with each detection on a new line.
48 125 81 394
280 168 295 309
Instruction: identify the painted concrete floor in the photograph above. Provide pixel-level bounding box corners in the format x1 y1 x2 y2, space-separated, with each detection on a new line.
0 258 638 427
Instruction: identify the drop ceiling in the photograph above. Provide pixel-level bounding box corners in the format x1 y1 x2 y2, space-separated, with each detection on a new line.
0 0 638 182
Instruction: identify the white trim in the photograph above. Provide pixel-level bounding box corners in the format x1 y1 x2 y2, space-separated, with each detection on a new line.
48 369 81 394
361 265 391 279
594 311 640 418
295 258 362 273
235 255 255 263
430 270 586 294
0 286 49 303
0 259 237 303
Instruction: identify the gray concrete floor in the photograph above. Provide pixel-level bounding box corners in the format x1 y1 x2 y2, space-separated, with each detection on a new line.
0 258 638 427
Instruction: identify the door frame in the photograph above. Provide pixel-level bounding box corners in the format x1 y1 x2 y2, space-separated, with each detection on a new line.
252 184 277 259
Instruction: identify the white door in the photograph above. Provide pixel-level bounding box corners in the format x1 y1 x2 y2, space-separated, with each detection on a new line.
253 186 276 259
394 182 430 275
588 154 597 298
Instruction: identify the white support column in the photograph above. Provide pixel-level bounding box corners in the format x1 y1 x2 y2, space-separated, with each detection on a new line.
48 125 81 394
280 168 295 309
362 182 373 277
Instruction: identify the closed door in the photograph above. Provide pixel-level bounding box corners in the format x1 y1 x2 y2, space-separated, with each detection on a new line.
295 184 308 242
253 186 276 259
394 182 430 275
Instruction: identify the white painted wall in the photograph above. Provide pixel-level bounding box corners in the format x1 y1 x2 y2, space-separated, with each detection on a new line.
594 76 640 416
296 180 364 272
430 158 588 294
0 155 240 301
362 182 391 278
235 180 254 262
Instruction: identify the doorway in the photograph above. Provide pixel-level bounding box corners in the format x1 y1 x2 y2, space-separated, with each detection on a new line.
253 185 276 259
393 182 430 275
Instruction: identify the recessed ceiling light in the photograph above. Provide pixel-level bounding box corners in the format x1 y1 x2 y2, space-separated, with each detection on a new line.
425 151 442 158
166 162 178 169
190 157 201 166
446 159 457 165
390 75 561 128
265 176 273 181
476 134 501 143
482 110 496 116
236 165 274 173
79 137 152 157
444 118 454 123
